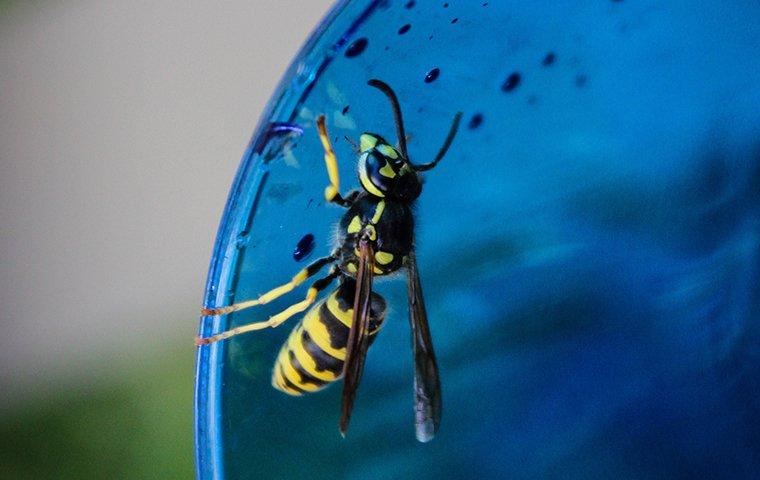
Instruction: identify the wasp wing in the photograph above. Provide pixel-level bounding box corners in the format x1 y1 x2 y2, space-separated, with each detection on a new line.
339 237 375 437
407 247 442 442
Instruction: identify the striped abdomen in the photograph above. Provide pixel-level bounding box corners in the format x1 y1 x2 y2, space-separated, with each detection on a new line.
272 280 387 395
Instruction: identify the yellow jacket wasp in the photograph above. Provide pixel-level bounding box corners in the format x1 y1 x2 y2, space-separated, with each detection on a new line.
197 79 462 442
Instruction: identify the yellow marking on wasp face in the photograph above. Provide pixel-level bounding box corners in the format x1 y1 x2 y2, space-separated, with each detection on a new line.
287 329 338 381
360 167 385 197
347 215 362 234
373 266 384 275
277 348 322 392
347 262 357 273
375 251 394 265
305 310 347 360
371 200 385 224
360 134 379 152
327 293 354 327
378 161 396 178
377 144 399 159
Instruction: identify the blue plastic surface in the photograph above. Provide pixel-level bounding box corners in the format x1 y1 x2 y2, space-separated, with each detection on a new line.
197 1 760 478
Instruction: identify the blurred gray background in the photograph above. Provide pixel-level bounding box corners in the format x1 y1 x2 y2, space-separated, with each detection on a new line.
0 1 331 477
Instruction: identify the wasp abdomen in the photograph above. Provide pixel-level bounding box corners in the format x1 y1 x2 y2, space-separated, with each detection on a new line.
272 280 387 395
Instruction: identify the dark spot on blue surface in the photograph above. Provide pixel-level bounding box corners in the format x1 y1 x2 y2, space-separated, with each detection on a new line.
542 52 556 66
424 67 440 83
443 2 449 7
429 34 434 40
501 72 521 92
345 38 368 58
527 94 538 105
468 113 484 130
404 0 415 8
482 2 488 5
451 18 458 24
266 183 303 204
293 234 316 262
384 45 390 51
342 105 350 115
575 74 588 88
398 24 411 35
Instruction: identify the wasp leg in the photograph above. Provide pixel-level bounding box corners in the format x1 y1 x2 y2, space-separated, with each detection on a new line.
196 269 339 346
201 254 336 317
316 115 353 207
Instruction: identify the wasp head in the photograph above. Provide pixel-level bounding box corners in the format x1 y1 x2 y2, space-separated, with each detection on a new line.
357 133 422 202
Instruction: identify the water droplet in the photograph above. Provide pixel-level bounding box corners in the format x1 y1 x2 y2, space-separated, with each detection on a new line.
468 113 484 129
345 38 368 58
293 234 316 262
451 18 458 24
501 72 521 92
424 67 440 83
235 232 250 249
575 74 588 88
542 52 556 66
405 0 415 8
342 105 350 115
398 24 411 35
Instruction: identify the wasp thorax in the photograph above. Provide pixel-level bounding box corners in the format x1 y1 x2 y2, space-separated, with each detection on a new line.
357 133 422 202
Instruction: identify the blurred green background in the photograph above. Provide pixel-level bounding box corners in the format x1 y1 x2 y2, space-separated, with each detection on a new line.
0 347 194 478
0 1 330 477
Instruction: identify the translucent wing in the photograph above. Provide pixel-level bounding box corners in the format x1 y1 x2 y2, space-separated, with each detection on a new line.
339 236 375 437
407 247 442 442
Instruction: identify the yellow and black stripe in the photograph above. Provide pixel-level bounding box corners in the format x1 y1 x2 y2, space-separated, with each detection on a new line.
272 281 387 395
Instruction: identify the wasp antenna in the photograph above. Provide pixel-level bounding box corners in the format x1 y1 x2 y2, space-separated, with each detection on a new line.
412 111 462 172
344 135 360 153
367 79 409 159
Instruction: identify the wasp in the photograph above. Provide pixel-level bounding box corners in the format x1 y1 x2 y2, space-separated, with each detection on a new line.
197 79 461 442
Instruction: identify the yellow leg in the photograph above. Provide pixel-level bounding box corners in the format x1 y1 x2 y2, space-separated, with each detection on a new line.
196 271 338 346
196 289 318 346
316 115 342 203
201 255 334 316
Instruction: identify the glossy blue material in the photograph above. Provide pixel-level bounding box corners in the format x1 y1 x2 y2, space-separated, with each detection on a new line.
196 1 760 478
